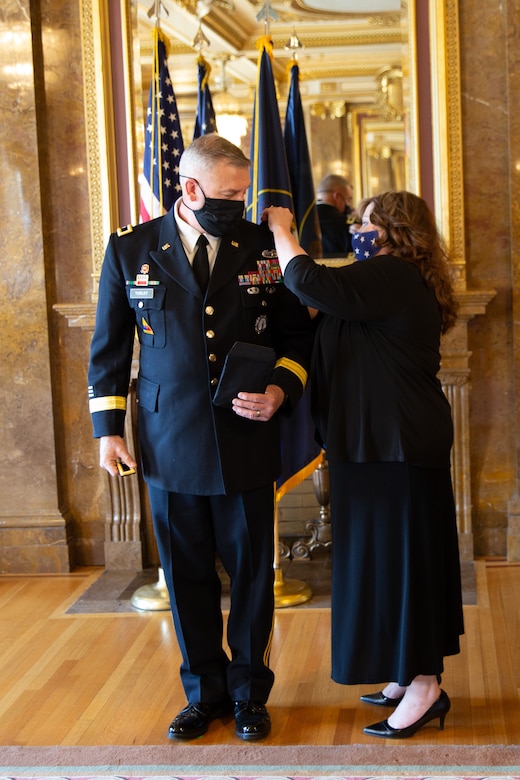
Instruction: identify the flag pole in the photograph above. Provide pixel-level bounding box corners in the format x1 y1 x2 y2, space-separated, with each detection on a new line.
247 4 312 606
131 565 170 611
273 494 312 608
132 4 182 611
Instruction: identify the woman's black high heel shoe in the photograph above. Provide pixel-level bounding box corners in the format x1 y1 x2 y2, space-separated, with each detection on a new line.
360 691 404 707
363 690 450 739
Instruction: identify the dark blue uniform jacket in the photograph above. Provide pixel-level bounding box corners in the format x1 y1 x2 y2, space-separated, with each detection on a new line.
88 211 314 495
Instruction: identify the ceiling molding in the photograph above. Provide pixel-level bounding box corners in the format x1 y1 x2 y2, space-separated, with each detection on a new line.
135 0 408 105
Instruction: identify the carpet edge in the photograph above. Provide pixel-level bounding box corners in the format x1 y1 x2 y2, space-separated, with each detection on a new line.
1 744 520 769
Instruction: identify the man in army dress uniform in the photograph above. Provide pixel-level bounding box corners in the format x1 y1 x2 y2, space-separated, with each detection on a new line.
316 173 355 258
88 134 313 741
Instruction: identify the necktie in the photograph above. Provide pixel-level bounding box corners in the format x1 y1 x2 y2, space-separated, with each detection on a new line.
193 234 209 292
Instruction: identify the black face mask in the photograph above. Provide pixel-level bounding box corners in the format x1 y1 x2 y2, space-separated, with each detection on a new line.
182 177 244 237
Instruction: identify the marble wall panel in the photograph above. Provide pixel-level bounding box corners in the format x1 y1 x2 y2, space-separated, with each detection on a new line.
38 0 93 305
37 0 107 565
505 0 520 559
460 0 516 556
0 0 70 571
56 321 106 564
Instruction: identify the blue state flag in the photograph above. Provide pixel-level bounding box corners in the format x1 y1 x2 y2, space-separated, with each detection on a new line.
245 41 321 500
284 62 322 257
278 64 323 501
246 38 293 224
277 62 322 501
193 55 217 139
276 395 323 501
140 27 184 222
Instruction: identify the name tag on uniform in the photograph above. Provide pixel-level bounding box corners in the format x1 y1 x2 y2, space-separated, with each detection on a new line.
129 287 154 299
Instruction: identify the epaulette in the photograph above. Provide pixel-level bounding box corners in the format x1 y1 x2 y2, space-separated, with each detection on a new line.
117 224 134 236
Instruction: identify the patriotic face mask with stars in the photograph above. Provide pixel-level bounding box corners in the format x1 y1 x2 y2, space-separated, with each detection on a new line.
352 229 380 260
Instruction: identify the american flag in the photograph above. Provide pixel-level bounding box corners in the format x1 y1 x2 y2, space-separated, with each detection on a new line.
139 27 184 223
193 55 217 139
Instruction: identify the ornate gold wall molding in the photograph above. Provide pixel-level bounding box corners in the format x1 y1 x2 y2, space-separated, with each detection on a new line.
429 0 466 286
79 0 119 300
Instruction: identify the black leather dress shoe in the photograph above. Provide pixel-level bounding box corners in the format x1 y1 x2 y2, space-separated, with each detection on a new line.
234 701 271 740
360 690 405 707
168 700 232 740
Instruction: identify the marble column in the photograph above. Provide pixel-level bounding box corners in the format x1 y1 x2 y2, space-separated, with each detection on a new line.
505 0 520 560
440 291 496 562
459 0 520 560
0 1 70 572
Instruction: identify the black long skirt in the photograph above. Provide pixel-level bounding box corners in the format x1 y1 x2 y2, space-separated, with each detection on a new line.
329 461 464 686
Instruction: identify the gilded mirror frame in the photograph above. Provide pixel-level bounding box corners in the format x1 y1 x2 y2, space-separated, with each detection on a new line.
79 0 466 300
429 0 466 290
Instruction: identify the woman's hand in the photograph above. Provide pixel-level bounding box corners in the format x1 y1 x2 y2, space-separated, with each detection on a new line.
261 206 306 272
261 205 295 233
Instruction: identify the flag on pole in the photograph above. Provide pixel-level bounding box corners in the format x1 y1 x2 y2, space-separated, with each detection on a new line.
284 61 322 257
139 26 184 223
277 60 322 501
245 37 321 499
246 37 293 224
193 55 217 139
276 413 322 501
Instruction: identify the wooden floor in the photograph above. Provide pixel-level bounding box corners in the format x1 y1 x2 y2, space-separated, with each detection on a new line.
0 558 519 747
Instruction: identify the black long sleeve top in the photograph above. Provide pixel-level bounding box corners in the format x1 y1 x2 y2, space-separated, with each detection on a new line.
282 253 454 468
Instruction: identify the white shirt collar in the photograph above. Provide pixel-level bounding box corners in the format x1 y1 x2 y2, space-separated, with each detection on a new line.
173 198 219 267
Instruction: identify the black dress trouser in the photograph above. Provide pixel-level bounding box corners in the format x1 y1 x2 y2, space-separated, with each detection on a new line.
148 484 276 704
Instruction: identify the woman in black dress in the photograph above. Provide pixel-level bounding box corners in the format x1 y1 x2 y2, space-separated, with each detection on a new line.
265 192 464 739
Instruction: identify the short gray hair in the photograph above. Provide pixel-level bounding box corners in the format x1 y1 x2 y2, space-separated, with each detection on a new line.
179 133 250 179
317 173 352 193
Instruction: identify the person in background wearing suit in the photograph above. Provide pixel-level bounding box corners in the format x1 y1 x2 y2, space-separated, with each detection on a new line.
264 191 464 739
316 173 355 257
88 134 313 742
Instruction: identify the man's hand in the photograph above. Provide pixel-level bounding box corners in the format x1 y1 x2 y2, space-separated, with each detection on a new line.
231 384 285 422
99 435 137 477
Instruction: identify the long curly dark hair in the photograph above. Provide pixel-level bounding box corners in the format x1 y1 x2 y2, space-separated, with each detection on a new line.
358 191 459 333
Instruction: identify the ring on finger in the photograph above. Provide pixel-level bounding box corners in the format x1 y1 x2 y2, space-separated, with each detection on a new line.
256 410 260 418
